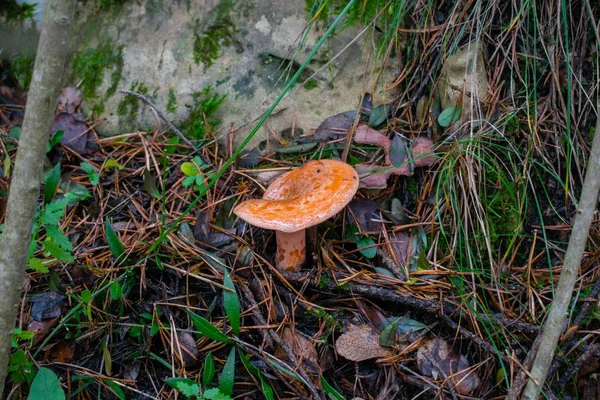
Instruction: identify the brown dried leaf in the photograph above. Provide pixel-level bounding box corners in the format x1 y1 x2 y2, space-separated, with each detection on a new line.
277 327 318 370
353 124 390 149
314 111 357 141
335 324 392 362
416 338 481 395
48 341 74 362
57 87 83 114
412 137 437 167
176 330 199 368
28 317 59 344
52 112 91 154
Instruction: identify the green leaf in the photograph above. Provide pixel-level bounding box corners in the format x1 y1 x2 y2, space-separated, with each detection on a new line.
104 218 125 259
44 163 61 204
110 281 122 300
9 126 21 140
204 387 233 400
223 270 241 337
28 367 65 400
47 130 64 153
395 316 428 335
104 158 124 170
368 104 390 127
219 347 236 396
80 289 92 303
355 235 377 259
42 240 74 262
80 162 99 185
275 142 318 154
164 136 180 155
104 380 126 400
438 105 462 127
379 319 398 347
186 311 232 344
181 162 200 177
182 175 197 187
41 198 69 226
143 169 161 198
321 376 345 400
203 352 215 387
164 378 200 397
45 225 73 252
29 258 49 273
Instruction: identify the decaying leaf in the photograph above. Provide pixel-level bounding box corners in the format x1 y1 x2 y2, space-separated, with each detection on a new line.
348 198 382 231
314 111 357 141
176 330 199 368
28 317 60 344
411 137 437 167
416 338 481 395
48 340 74 362
354 124 390 149
31 292 66 322
388 135 407 167
52 112 95 154
336 324 392 362
276 327 318 370
57 87 83 114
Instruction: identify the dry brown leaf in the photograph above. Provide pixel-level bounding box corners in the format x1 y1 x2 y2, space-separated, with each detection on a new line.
48 340 74 362
28 317 60 344
277 327 319 369
57 87 83 114
176 330 199 368
416 338 481 395
335 324 392 362
412 138 437 167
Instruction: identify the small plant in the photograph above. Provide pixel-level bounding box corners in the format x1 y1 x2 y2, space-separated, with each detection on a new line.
165 379 232 400
181 87 226 140
181 156 211 191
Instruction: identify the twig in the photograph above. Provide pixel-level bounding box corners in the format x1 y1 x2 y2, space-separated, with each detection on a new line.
279 271 539 334
505 332 543 400
523 114 600 399
552 342 600 393
118 89 210 165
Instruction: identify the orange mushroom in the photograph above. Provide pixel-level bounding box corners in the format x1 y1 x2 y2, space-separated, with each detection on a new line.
234 159 359 272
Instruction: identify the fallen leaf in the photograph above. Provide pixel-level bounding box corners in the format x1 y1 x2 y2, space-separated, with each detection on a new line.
314 111 357 141
348 198 382 231
335 324 392 362
411 137 437 167
354 164 411 189
193 211 210 243
388 135 407 166
31 292 66 321
353 124 390 149
176 330 199 368
48 341 74 362
416 338 481 395
52 112 93 154
28 317 59 344
57 87 83 114
277 327 318 370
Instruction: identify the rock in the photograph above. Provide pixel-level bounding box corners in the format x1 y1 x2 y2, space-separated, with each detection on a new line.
63 0 398 150
437 41 488 127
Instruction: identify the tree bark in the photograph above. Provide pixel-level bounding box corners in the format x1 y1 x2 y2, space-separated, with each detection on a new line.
0 0 75 391
522 114 600 399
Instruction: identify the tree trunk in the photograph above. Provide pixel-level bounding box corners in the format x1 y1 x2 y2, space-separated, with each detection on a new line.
0 0 75 391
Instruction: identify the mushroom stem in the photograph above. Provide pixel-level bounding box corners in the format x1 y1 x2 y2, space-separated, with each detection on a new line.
275 230 306 272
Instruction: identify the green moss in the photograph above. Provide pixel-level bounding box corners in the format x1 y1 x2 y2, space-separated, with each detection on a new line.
180 86 226 140
10 55 34 90
304 79 319 90
504 114 520 135
193 0 239 70
73 41 124 100
166 88 178 113
1 0 35 21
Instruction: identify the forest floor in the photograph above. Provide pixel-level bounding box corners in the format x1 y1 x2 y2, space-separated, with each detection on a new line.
2 1 600 399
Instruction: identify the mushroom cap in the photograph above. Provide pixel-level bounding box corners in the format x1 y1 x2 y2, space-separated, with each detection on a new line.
234 159 359 232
